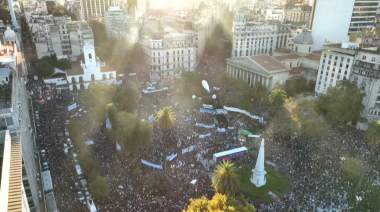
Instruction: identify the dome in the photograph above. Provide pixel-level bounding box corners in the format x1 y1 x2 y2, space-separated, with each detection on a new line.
141 27 153 37
184 21 193 31
4 27 16 38
294 31 313 45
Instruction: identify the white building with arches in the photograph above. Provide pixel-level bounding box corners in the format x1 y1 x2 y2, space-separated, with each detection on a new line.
65 43 116 90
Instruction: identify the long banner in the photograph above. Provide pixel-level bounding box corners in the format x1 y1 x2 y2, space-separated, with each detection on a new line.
199 133 212 139
195 122 215 129
141 159 163 169
142 87 168 94
223 106 263 121
67 103 77 111
200 108 216 114
182 145 195 155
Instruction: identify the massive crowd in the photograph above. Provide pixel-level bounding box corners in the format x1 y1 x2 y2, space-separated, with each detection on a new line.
27 39 380 212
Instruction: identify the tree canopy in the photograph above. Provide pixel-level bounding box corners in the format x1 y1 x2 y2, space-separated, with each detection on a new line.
366 120 380 152
183 194 256 212
156 106 176 131
212 160 241 196
318 81 364 124
269 89 287 110
35 60 54 77
89 176 111 199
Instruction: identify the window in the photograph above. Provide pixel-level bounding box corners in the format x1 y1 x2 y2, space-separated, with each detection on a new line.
372 57 376 62
363 55 366 60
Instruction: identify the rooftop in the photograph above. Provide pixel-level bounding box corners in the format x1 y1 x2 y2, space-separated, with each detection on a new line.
0 44 15 61
250 55 288 72
66 62 83 76
274 54 302 61
275 48 292 54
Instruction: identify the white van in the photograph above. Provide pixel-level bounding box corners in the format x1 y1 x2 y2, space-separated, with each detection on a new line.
86 199 97 212
75 165 83 178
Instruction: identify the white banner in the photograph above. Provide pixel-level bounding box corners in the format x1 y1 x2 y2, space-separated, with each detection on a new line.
248 134 261 138
203 104 214 109
195 122 215 129
217 128 226 132
182 145 195 155
67 103 77 111
223 106 262 120
228 127 235 130
106 118 112 129
141 159 163 169
148 114 155 123
216 109 228 115
166 153 177 161
142 87 168 94
199 133 212 139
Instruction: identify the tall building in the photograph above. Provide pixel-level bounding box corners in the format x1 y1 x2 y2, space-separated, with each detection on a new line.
310 0 379 51
0 29 40 212
314 42 357 94
27 14 94 60
7 0 18 27
0 130 30 212
80 0 111 20
140 20 197 79
231 8 291 58
105 6 125 38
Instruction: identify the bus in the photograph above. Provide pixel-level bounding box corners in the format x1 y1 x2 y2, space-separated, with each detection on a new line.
213 147 248 162
45 192 58 212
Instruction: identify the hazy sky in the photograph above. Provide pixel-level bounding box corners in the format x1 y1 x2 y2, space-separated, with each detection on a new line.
149 0 203 9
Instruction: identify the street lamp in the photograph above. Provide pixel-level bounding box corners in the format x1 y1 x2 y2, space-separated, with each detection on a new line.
212 94 217 99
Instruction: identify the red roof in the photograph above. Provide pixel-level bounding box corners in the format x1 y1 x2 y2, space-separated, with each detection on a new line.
17 52 22 78
274 54 302 61
250 55 288 72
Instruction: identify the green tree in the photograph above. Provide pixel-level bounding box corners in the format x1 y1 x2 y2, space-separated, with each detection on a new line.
89 176 110 199
155 106 176 130
269 89 287 110
183 193 256 212
112 112 152 155
36 61 54 77
366 120 380 152
319 81 364 124
212 160 240 196
252 84 268 111
105 103 118 119
144 171 172 195
88 20 107 47
155 107 176 173
56 58 72 70
269 109 297 139
114 83 138 113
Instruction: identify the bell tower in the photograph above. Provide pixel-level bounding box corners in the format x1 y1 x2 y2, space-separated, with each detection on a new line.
83 43 97 69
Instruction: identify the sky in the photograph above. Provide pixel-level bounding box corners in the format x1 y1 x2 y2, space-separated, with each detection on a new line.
149 0 203 9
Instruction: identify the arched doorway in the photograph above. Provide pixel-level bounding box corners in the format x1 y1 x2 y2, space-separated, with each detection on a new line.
71 77 76 84
109 73 114 79
80 83 85 89
102 74 107 80
91 74 95 81
79 76 84 83
73 84 78 90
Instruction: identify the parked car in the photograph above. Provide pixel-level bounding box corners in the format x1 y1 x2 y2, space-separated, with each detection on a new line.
42 161 48 170
78 191 85 202
41 149 46 158
85 191 91 200
63 143 69 154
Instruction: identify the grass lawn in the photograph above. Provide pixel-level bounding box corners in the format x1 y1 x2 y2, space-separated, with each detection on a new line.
340 157 364 187
236 164 290 203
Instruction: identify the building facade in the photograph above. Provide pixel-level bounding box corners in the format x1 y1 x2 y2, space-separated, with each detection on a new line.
140 22 197 78
284 6 311 24
28 15 94 60
80 0 111 20
310 0 378 51
66 43 116 90
226 55 291 90
105 6 125 38
231 8 291 58
314 42 357 94
0 130 31 212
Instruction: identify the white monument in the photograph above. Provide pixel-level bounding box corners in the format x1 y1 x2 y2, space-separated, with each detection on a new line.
251 138 267 187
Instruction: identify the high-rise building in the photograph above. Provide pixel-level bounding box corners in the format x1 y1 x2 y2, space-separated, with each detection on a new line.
231 8 291 58
80 0 111 20
310 0 379 51
314 42 357 94
27 14 94 60
105 6 125 38
0 130 30 212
